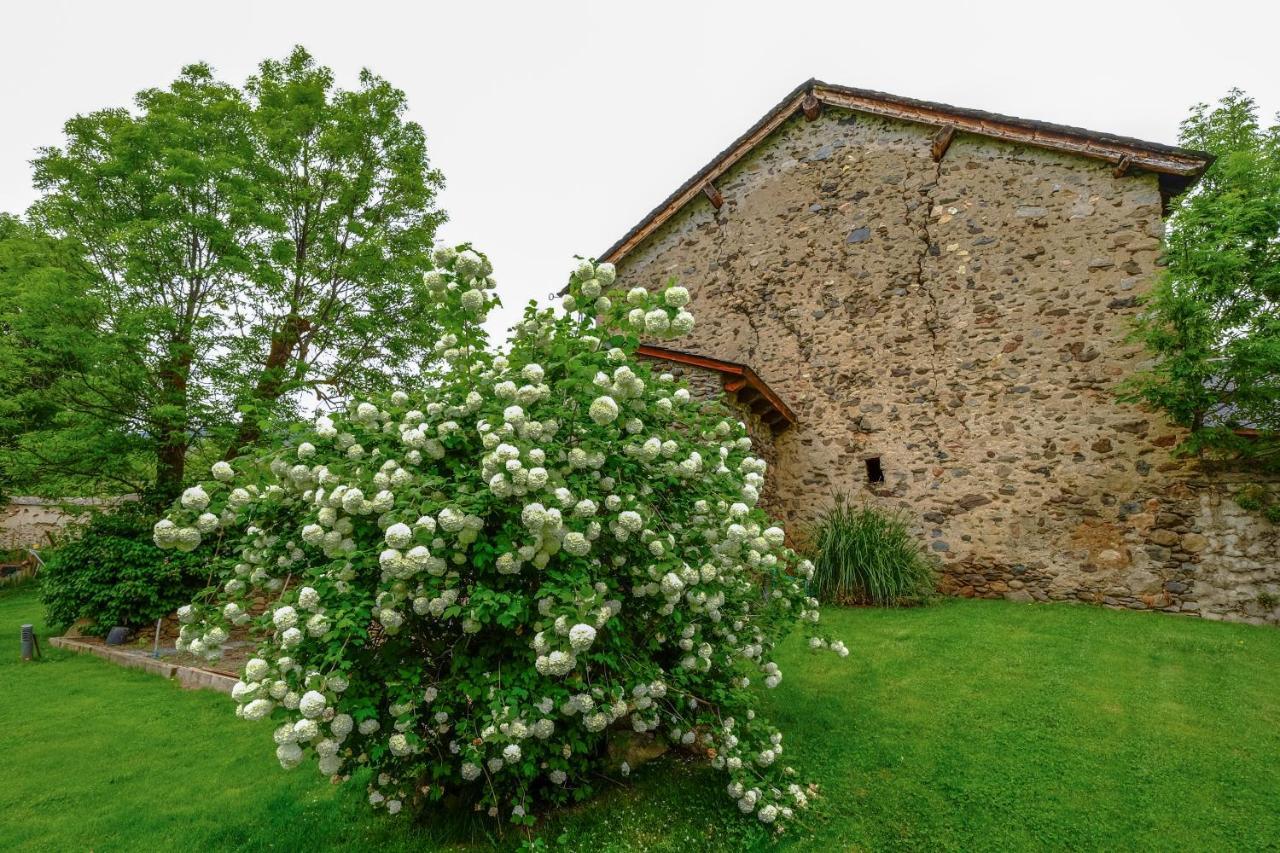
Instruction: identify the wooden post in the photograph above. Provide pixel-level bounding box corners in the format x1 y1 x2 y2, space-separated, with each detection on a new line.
1113 155 1133 178
801 94 822 121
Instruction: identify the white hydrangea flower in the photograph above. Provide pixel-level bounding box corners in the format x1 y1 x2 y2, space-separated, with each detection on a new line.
299 690 327 719
664 286 690 307
521 503 547 530
671 311 695 335
644 309 670 335
211 460 235 482
385 522 413 549
180 486 209 511
562 532 590 556
331 714 353 738
568 623 596 651
388 733 414 757
242 698 274 721
276 742 304 769
617 510 643 532
273 606 298 630
589 396 619 425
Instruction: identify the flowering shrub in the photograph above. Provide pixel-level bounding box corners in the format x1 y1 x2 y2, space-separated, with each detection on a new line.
154 245 846 830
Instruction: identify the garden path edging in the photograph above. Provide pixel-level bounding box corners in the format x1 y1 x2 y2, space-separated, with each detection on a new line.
48 636 235 694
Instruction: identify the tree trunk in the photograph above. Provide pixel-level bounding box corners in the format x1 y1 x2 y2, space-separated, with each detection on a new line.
152 346 193 506
223 314 310 460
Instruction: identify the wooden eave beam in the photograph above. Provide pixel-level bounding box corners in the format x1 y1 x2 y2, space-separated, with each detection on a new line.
634 344 797 431
636 344 746 377
741 367 797 427
801 93 822 121
1113 155 1133 178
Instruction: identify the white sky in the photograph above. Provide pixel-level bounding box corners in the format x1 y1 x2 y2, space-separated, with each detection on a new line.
2 0 1277 339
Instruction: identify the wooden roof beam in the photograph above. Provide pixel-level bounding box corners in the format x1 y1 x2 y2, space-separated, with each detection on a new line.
931 125 956 161
802 93 822 121
702 182 724 210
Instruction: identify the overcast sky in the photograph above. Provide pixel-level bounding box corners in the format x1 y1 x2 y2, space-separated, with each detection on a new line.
2 0 1276 338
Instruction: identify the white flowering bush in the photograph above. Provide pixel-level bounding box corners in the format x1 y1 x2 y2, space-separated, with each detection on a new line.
155 244 846 830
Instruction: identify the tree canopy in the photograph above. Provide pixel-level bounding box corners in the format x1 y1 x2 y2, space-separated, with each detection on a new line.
1125 90 1280 466
1 46 446 503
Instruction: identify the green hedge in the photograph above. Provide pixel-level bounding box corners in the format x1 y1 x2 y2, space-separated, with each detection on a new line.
41 502 211 635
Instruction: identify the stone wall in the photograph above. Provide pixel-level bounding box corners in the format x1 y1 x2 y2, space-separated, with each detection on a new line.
0 496 132 549
613 106 1280 624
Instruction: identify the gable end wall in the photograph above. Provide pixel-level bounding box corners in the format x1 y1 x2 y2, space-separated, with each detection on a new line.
614 107 1280 624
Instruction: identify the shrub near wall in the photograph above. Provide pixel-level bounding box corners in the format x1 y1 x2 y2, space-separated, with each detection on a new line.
42 502 210 635
154 246 847 832
808 501 935 606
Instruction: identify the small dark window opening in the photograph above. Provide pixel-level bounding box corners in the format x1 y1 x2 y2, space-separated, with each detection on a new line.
865 457 885 484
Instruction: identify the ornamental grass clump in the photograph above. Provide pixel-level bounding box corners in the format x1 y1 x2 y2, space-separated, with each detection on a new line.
153 245 845 832
808 500 934 606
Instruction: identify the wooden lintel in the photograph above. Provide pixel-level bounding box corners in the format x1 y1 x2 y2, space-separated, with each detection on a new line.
931 125 956 161
702 182 724 209
1113 155 1133 178
801 93 822 121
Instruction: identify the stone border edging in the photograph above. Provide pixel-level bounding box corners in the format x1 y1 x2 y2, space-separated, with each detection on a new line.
49 636 235 694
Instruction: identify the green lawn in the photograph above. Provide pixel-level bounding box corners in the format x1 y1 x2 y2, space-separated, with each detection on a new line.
3 582 1279 852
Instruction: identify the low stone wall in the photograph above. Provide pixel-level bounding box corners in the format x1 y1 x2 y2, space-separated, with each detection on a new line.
937 469 1280 625
49 636 236 693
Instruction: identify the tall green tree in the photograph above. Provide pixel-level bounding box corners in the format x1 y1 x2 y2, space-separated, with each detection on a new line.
1126 90 1280 465
5 47 445 502
0 216 151 498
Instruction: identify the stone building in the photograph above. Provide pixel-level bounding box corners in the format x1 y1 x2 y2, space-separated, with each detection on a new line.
609 80 1280 624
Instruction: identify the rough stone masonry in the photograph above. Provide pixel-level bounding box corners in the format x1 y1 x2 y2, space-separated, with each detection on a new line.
614 93 1280 625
